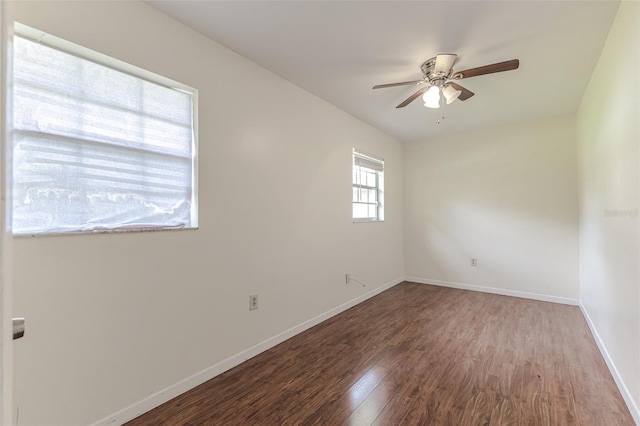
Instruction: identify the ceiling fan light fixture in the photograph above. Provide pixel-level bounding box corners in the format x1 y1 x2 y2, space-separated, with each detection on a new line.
443 85 462 104
422 86 441 108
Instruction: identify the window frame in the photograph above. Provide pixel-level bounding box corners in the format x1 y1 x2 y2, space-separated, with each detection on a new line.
352 148 384 223
11 23 199 237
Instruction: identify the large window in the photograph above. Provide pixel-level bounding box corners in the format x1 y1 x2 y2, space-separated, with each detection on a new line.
12 26 197 235
352 148 384 222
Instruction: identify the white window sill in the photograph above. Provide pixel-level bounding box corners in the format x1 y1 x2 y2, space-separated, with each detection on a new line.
13 226 199 238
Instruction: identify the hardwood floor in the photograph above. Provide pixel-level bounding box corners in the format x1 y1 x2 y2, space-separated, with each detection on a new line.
126 282 634 425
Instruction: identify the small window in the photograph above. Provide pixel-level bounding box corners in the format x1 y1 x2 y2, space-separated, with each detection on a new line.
352 148 384 222
12 27 198 235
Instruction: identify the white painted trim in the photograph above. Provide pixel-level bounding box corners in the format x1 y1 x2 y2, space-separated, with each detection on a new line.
405 277 580 306
90 277 404 426
579 303 640 425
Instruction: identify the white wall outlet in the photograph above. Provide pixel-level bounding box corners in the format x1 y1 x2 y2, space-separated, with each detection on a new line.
249 294 258 311
470 258 478 267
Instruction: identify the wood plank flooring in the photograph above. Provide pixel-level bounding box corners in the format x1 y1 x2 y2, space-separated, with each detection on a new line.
126 282 634 425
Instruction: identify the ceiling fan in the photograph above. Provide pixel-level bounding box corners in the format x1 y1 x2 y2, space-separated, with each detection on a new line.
373 54 519 109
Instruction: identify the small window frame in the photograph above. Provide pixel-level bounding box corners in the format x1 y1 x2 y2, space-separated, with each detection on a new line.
352 148 384 223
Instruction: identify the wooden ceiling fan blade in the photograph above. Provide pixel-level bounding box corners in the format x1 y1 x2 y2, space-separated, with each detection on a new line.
453 59 519 79
396 87 429 108
373 80 426 89
449 82 474 101
434 54 457 75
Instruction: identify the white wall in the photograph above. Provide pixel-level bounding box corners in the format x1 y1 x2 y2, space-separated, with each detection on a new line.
9 2 404 425
1 2 15 424
404 116 579 300
577 0 639 418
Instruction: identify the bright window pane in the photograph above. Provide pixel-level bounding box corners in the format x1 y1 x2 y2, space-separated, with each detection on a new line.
359 188 367 203
366 172 376 187
353 203 368 219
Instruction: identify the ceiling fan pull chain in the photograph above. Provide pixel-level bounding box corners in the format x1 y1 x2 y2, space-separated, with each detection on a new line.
437 93 445 125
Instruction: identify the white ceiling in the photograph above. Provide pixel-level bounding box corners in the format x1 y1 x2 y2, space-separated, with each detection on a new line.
147 1 620 143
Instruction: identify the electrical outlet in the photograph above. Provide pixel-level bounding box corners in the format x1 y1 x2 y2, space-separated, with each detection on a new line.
470 258 478 267
346 274 350 284
249 294 258 311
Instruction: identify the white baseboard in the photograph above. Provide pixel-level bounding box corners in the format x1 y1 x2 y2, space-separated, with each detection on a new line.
405 277 580 306
579 303 640 425
91 277 404 426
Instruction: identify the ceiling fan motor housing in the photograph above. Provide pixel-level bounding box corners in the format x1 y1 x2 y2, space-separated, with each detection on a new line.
421 56 452 87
